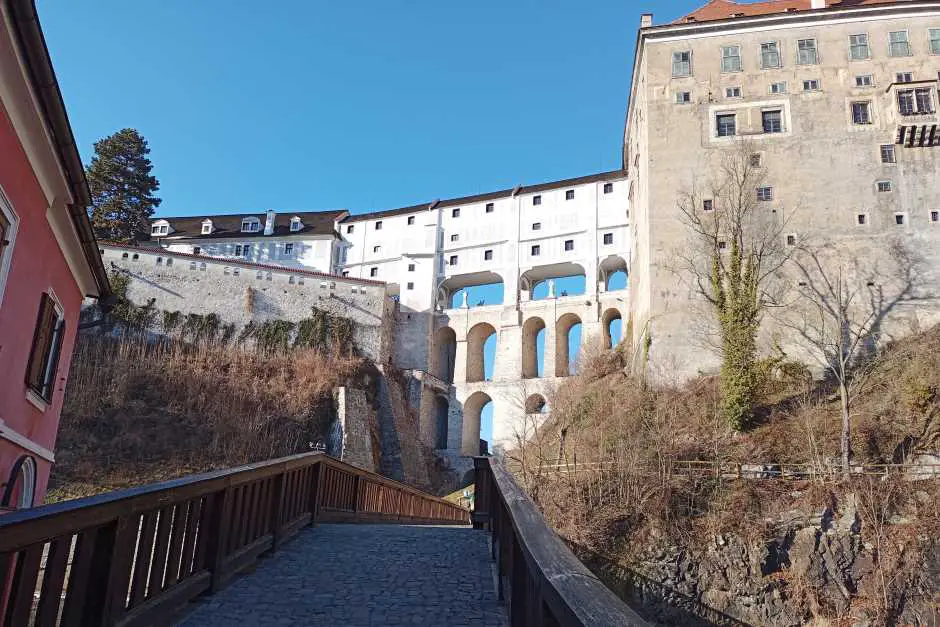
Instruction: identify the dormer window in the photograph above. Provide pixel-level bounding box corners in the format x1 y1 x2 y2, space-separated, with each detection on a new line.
151 221 170 236
290 216 303 232
201 220 213 235
241 218 260 233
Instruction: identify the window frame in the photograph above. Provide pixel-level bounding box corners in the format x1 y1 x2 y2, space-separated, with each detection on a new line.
796 38 818 65
672 50 692 77
802 79 821 92
603 183 614 194
603 233 614 245
485 203 495 213
720 45 743 73
675 91 692 104
449 255 458 266
564 239 574 252
851 101 873 125
849 33 871 61
760 41 782 69
241 218 260 233
374 220 383 231
407 216 415 225
25 292 66 405
532 195 542 206
289 218 302 232
930 28 940 55
369 267 378 277
855 74 874 88
888 30 912 57
725 86 742 99
877 181 893 193
769 81 787 94
530 245 541 257
452 208 460 218
283 243 294 256
880 144 896 164
762 109 783 133
0 187 19 308
716 112 737 137
484 249 493 261
201 221 213 235
757 186 774 202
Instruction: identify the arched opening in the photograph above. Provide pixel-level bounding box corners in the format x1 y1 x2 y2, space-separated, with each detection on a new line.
521 317 546 379
521 263 586 301
555 313 582 377
438 271 505 310
0 455 37 509
525 394 547 415
462 392 493 456
467 322 497 383
434 395 449 450
602 308 623 349
599 255 629 292
430 326 457 383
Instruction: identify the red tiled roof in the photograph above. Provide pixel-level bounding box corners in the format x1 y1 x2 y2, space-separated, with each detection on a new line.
674 0 902 24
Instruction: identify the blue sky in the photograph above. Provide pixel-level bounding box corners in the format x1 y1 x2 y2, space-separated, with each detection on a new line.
39 0 697 444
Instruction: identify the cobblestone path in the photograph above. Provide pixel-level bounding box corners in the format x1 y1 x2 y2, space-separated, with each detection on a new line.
176 524 508 626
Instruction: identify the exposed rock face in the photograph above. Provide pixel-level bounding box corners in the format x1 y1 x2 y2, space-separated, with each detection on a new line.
576 492 940 627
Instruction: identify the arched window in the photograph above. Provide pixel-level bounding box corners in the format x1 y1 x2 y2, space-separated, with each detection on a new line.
1 455 37 509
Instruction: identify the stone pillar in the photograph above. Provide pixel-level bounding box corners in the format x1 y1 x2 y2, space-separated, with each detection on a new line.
494 323 522 382
543 322 557 380
453 338 469 384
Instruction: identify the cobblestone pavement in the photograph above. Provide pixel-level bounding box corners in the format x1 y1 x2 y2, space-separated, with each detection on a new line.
175 524 508 626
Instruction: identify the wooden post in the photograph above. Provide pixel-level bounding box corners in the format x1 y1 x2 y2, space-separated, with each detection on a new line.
472 456 491 529
206 488 233 593
309 461 323 525
352 474 362 521
270 471 287 552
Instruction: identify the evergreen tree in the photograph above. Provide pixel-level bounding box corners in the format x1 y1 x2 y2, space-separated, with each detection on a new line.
86 129 161 242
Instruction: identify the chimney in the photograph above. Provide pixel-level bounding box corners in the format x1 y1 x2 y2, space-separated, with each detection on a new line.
640 13 653 28
264 209 276 236
810 0 826 8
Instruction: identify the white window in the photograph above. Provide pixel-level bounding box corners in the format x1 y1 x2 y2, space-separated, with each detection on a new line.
721 45 742 72
716 113 736 137
26 293 66 403
757 186 774 201
0 190 18 307
675 91 691 104
289 217 302 232
880 145 896 163
786 234 797 246
896 72 913 83
797 39 818 64
930 28 940 55
855 74 874 87
803 79 820 92
408 263 415 271
889 31 912 57
750 153 762 167
406 282 414 290
877 181 892 192
201 221 212 235
769 81 787 94
242 244 251 257
849 34 870 60
851 102 872 125
672 51 692 77
762 110 783 133
284 243 294 255
726 86 742 98
760 42 781 69
241 218 260 233
703 199 714 211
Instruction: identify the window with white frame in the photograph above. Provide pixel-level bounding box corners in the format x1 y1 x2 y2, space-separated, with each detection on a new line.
346 224 354 234
855 74 874 87
603 233 613 245
408 263 415 271
769 81 787 94
880 145 896 163
532 195 541 206
803 79 820 91
703 199 714 211
452 208 460 218
797 39 818 64
201 220 213 235
484 249 493 261
716 113 736 137
485 203 495 213
851 101 872 125
289 217 302 232
603 183 613 194
241 218 260 233
564 239 574 251
786 234 797 246
449 255 458 266
450 234 459 242
672 51 692 77
931 210 939 223
877 181 892 192
192 246 201 255
760 42 781 69
721 45 742 72
896 72 913 83
284 243 294 255
0 193 17 306
726 86 742 98
375 220 383 230
889 31 912 57
373 245 381 253
762 110 783 133
857 213 867 225
370 267 378 277
675 91 691 104
849 34 870 60
26 293 66 403
894 213 906 225
532 222 541 231
757 186 774 201
530 245 541 256
565 189 575 200
407 216 415 225
930 28 940 54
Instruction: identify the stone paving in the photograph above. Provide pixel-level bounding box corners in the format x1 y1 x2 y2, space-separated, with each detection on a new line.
175 524 508 626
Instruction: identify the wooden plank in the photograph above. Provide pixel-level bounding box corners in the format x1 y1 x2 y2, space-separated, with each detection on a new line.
227 484 245 554
115 571 211 627
59 527 99 626
207 488 233 593
36 536 71 627
3 543 44 627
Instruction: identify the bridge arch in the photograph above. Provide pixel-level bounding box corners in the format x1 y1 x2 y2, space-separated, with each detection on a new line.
466 322 497 383
555 313 582 377
520 262 586 301
599 255 628 292
462 391 492 456
434 395 449 449
601 308 623 349
521 317 546 379
430 326 457 383
437 271 505 310
525 393 547 415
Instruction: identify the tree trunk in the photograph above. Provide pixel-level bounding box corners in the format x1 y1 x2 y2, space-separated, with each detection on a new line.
839 379 851 477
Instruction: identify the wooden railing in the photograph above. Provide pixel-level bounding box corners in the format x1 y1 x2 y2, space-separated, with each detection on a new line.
0 452 467 627
472 456 649 627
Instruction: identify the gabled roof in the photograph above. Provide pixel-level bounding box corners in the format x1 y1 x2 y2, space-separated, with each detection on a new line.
674 0 901 24
150 211 344 241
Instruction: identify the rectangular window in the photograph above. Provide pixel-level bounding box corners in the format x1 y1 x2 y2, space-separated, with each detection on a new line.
565 189 575 200
408 263 415 271
370 267 378 277
346 225 354 234
769 81 787 94
930 28 940 54
880 144 896 163
786 234 796 246
449 255 458 266
726 86 742 98
857 214 867 225
0 204 14 301
485 202 494 213
201 224 212 234
603 233 613 245
889 31 911 57
915 88 934 113
484 249 493 261
450 234 459 242
235 244 243 256
760 42 781 69
721 45 742 72
532 222 541 231
750 153 762 167
757 186 774 202
375 221 383 230
716 113 736 137
193 246 201 255
151 225 160 235
898 90 915 115
849 34 870 60
797 39 818 64
878 181 892 192
242 244 251 258
26 293 65 403
855 74 874 87
406 282 414 290
931 210 939 222
803 79 820 91
718 241 727 251
895 214 905 225
452 208 460 218
532 195 541 206
284 243 294 255
531 245 540 256
407 216 415 225
762 110 783 133
160 225 168 234
241 220 259 233
703 199 714 211
564 239 574 251
851 102 872 125
896 72 913 83
675 91 691 104
603 183 613 194
672 51 692 77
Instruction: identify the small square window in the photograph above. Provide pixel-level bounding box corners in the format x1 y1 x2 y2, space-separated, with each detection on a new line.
930 210 939 222
484 249 493 261
449 255 458 266
452 208 460 218
284 243 294 255
750 153 762 168
342 271 349 277
347 225 354 234
855 74 873 87
603 183 613 194
802 79 820 92
407 282 414 290
532 195 542 206
716 113 736 137
894 214 905 225
675 91 691 104
485 203 494 213
375 221 383 230
407 216 415 225
786 234 796 246
877 181 892 192
703 199 714 211
857 214 867 225
718 241 727 251
564 239 574 251
532 222 541 231
896 72 913 84
603 233 613 245
565 190 575 200
757 186 774 202
531 245 541 256
769 81 787 94
408 263 415 271
193 246 201 255
880 145 896 163
762 109 783 133
450 234 459 242
726 86 742 98
369 267 379 278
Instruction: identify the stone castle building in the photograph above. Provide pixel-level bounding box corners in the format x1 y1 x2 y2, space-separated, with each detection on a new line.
105 0 940 469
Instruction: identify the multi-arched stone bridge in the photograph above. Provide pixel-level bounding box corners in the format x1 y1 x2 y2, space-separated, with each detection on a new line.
0 453 647 626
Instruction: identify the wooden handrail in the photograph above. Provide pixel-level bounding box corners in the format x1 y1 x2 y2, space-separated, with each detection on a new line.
473 456 648 627
0 452 468 627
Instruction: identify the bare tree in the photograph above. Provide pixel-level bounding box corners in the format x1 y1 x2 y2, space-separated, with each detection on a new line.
675 140 797 429
781 239 921 475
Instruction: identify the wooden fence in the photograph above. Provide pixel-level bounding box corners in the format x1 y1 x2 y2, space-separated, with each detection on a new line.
0 452 468 627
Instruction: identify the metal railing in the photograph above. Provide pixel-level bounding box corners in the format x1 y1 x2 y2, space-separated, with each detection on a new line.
472 456 648 627
0 452 468 626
